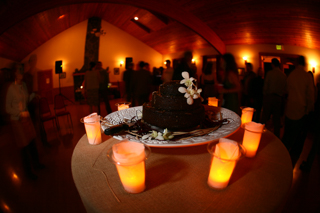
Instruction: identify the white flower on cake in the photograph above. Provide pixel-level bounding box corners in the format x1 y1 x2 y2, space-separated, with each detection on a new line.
180 72 196 87
178 71 202 105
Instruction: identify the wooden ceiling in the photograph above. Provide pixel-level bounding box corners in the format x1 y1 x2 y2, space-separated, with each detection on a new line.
0 0 320 62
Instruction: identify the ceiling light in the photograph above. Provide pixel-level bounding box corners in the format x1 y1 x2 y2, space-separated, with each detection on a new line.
134 17 139 20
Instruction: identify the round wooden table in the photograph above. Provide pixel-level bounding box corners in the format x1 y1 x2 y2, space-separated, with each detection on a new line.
71 128 292 213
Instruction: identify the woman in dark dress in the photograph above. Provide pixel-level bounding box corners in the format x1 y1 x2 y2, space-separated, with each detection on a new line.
218 53 241 114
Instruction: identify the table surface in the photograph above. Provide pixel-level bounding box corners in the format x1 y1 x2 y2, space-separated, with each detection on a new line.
71 128 293 213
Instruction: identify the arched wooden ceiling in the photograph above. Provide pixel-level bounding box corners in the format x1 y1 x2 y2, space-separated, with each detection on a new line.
0 0 319 62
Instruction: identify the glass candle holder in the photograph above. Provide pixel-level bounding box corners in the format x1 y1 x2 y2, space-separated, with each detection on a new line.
107 140 151 194
116 102 131 111
242 122 265 158
80 113 102 145
240 107 255 127
208 97 219 107
207 139 246 189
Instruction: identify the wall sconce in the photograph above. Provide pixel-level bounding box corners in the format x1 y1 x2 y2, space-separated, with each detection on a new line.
120 61 124 67
90 28 106 37
243 56 248 64
310 61 317 73
192 58 196 64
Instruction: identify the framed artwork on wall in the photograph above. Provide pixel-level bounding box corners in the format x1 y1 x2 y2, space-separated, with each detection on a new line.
114 68 120 75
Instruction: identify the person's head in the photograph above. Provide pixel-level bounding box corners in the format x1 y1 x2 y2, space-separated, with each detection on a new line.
89 62 96 70
297 56 306 66
165 60 171 68
138 61 145 69
128 62 134 69
221 53 238 74
96 61 102 70
203 62 214 75
271 58 280 67
308 71 314 83
184 51 193 62
144 63 150 70
14 65 24 82
246 63 253 72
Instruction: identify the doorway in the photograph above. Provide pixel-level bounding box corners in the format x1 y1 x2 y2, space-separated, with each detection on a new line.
259 53 300 78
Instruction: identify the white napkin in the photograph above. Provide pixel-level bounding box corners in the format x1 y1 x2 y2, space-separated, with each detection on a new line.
245 121 264 133
113 140 145 164
215 138 239 160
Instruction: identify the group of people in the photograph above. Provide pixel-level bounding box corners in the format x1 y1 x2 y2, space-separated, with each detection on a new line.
122 51 198 106
198 53 318 170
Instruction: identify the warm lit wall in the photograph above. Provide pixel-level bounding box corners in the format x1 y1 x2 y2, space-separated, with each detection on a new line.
99 20 163 82
22 20 87 91
20 19 163 90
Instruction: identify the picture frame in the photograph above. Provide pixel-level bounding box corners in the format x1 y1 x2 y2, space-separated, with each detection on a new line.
114 68 120 75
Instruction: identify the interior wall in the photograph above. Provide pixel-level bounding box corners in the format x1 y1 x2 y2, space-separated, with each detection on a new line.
0 57 15 69
20 19 163 91
21 20 87 91
99 20 162 82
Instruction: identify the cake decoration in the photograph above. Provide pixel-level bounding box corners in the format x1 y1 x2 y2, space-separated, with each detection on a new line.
178 72 202 105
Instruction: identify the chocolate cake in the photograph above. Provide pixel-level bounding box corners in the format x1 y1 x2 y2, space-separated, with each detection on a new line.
143 81 205 130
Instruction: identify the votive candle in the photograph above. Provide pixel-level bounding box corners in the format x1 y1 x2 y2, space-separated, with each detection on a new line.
241 107 254 126
242 122 264 157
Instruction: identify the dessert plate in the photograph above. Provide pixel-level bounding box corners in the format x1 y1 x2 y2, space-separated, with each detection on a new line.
101 106 241 148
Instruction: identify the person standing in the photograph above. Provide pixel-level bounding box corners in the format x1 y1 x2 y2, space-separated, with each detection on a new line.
123 62 134 103
242 63 256 107
261 58 287 138
162 60 174 83
217 53 241 114
200 61 217 104
131 61 152 106
251 67 264 122
96 61 112 115
6 66 44 180
172 51 197 81
84 62 100 113
282 56 315 167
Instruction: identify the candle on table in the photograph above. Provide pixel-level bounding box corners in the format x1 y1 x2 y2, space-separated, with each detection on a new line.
242 122 264 157
207 138 243 189
116 102 131 111
112 140 148 193
83 113 101 145
118 104 129 111
241 107 254 126
208 97 219 107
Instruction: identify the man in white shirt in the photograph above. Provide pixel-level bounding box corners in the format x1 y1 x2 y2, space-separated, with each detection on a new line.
282 56 315 167
162 60 174 83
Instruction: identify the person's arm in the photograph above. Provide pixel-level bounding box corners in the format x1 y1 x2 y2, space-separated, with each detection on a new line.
221 72 241 93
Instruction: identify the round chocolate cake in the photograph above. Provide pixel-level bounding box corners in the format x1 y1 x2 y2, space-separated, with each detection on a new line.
143 81 205 130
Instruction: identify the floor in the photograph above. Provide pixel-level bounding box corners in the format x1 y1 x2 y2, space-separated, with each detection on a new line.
0 98 319 213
